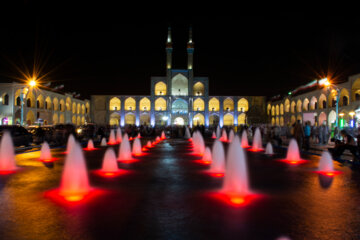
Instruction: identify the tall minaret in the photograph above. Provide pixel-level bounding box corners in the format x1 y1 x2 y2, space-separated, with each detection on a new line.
187 26 194 70
166 26 172 70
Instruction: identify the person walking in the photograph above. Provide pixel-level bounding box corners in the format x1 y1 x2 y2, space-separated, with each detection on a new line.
304 121 311 151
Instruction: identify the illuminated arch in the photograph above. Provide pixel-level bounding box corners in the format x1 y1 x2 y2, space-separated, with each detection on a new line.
290 101 296 113
351 78 360 101
328 110 336 127
139 97 151 111
72 102 76 113
271 117 275 125
319 112 327 126
237 98 248 112
26 90 35 108
310 97 317 110
280 104 284 115
193 113 205 126
297 114 302 123
223 113 234 126
109 97 121 111
124 97 136 111
339 88 350 107
26 110 35 125
77 103 81 114
109 112 120 125
171 74 188 96
303 98 309 111
267 103 272 115
296 99 302 112
140 113 150 125
284 99 290 112
223 98 234 111
276 117 279 125
36 94 44 108
85 102 90 114
155 97 167 111
193 98 205 111
81 104 85 114
271 106 275 116
66 97 71 111
276 105 280 115
280 116 284 126
171 99 187 113
125 113 136 125
290 115 296 125
318 94 327 109
52 113 58 125
76 116 81 125
209 97 220 111
72 115 76 124
60 99 65 112
209 114 219 126
53 97 59 111
154 81 167 96
14 89 21 106
238 113 246 125
81 116 85 125
193 82 205 96
59 113 65 123
328 90 337 108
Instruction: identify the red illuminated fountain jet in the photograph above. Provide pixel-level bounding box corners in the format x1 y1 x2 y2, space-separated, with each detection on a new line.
249 128 264 152
39 141 57 162
84 139 97 151
207 140 225 177
116 127 122 144
192 131 205 156
0 131 17 174
118 134 136 163
279 139 307 165
315 151 341 176
108 129 117 145
94 148 125 177
241 130 250 148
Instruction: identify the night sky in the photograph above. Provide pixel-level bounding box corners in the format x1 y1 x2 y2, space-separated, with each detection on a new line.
1 6 360 99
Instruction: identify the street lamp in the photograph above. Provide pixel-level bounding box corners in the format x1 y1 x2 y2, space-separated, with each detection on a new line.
320 78 340 128
20 79 37 126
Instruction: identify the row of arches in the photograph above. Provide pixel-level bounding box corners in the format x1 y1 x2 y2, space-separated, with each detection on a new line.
23 110 85 126
270 110 338 127
154 80 205 96
11 90 89 114
109 97 249 112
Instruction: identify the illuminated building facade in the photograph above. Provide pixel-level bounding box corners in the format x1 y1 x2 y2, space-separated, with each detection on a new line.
91 27 264 127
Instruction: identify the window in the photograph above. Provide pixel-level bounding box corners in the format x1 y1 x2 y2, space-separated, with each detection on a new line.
3 94 9 105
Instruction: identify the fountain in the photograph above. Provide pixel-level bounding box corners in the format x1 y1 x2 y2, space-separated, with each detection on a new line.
265 142 274 155
241 130 250 148
146 141 152 148
95 148 124 177
281 139 307 165
222 136 252 205
216 125 221 139
116 127 122 143
208 140 225 177
196 147 212 165
39 141 55 162
108 129 117 145
220 129 228 142
137 133 141 138
0 131 17 173
211 131 216 139
132 138 143 156
316 151 341 176
84 139 96 151
250 128 264 152
118 134 133 162
184 127 191 139
192 131 205 156
155 136 161 143
100 137 107 146
59 143 90 201
161 131 166 140
65 134 76 154
228 130 235 143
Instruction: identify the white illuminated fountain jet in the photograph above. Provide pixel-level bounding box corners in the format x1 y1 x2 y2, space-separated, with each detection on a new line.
208 140 225 177
137 133 141 138
100 137 107 147
65 134 76 154
250 128 264 152
184 127 191 139
0 131 17 173
132 138 142 156
228 129 235 143
222 136 252 204
161 131 166 140
317 151 340 176
97 148 123 177
193 131 205 156
39 141 53 162
118 133 133 161
116 127 122 143
108 129 117 145
282 139 306 165
59 143 90 201
84 139 96 151
216 125 221 139
241 130 250 148
220 129 228 142
201 147 212 164
265 142 274 155
211 131 216 139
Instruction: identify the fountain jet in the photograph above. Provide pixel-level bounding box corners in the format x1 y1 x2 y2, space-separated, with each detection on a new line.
228 130 235 143
220 129 228 142
0 131 17 173
65 134 76 154
241 130 250 148
211 131 216 139
118 134 133 161
281 139 307 165
161 131 166 140
316 151 341 176
108 129 117 145
116 127 122 143
265 142 274 155
250 128 263 152
100 137 107 146
84 139 96 151
208 140 225 177
132 138 142 156
216 126 221 139
39 141 56 162
184 127 191 139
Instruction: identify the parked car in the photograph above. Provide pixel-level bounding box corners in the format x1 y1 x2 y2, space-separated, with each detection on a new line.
0 125 33 147
53 124 76 145
27 126 55 145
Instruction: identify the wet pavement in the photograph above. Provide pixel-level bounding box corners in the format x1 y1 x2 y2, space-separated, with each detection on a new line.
1 138 360 240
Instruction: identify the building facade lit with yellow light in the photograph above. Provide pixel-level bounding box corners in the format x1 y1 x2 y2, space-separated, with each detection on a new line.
267 73 360 128
0 82 90 126
91 28 264 127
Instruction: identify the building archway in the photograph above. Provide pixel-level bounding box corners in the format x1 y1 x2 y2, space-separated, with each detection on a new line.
109 97 121 110
154 81 167 96
238 113 246 125
53 113 58 125
193 98 205 111
303 98 309 111
155 97 167 111
351 78 360 101
310 97 317 110
139 97 151 111
237 98 248 112
223 98 234 111
26 110 35 125
319 94 327 109
171 98 188 113
125 113 136 125
209 114 219 126
109 112 120 126
209 97 219 112
193 82 205 96
319 112 327 126
171 74 188 96
193 113 205 126
339 88 350 106
284 99 290 112
174 117 185 125
328 110 336 127
223 113 234 126
124 97 136 111
140 113 150 125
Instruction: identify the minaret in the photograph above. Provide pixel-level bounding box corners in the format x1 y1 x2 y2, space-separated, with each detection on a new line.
187 26 194 70
166 26 172 70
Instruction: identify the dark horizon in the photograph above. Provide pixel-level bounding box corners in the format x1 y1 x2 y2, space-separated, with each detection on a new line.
1 8 360 99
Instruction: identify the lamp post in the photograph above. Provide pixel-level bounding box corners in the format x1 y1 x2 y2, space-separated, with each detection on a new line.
20 78 37 126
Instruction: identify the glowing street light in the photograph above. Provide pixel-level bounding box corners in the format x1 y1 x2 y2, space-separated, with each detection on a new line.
20 78 37 126
320 77 340 131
